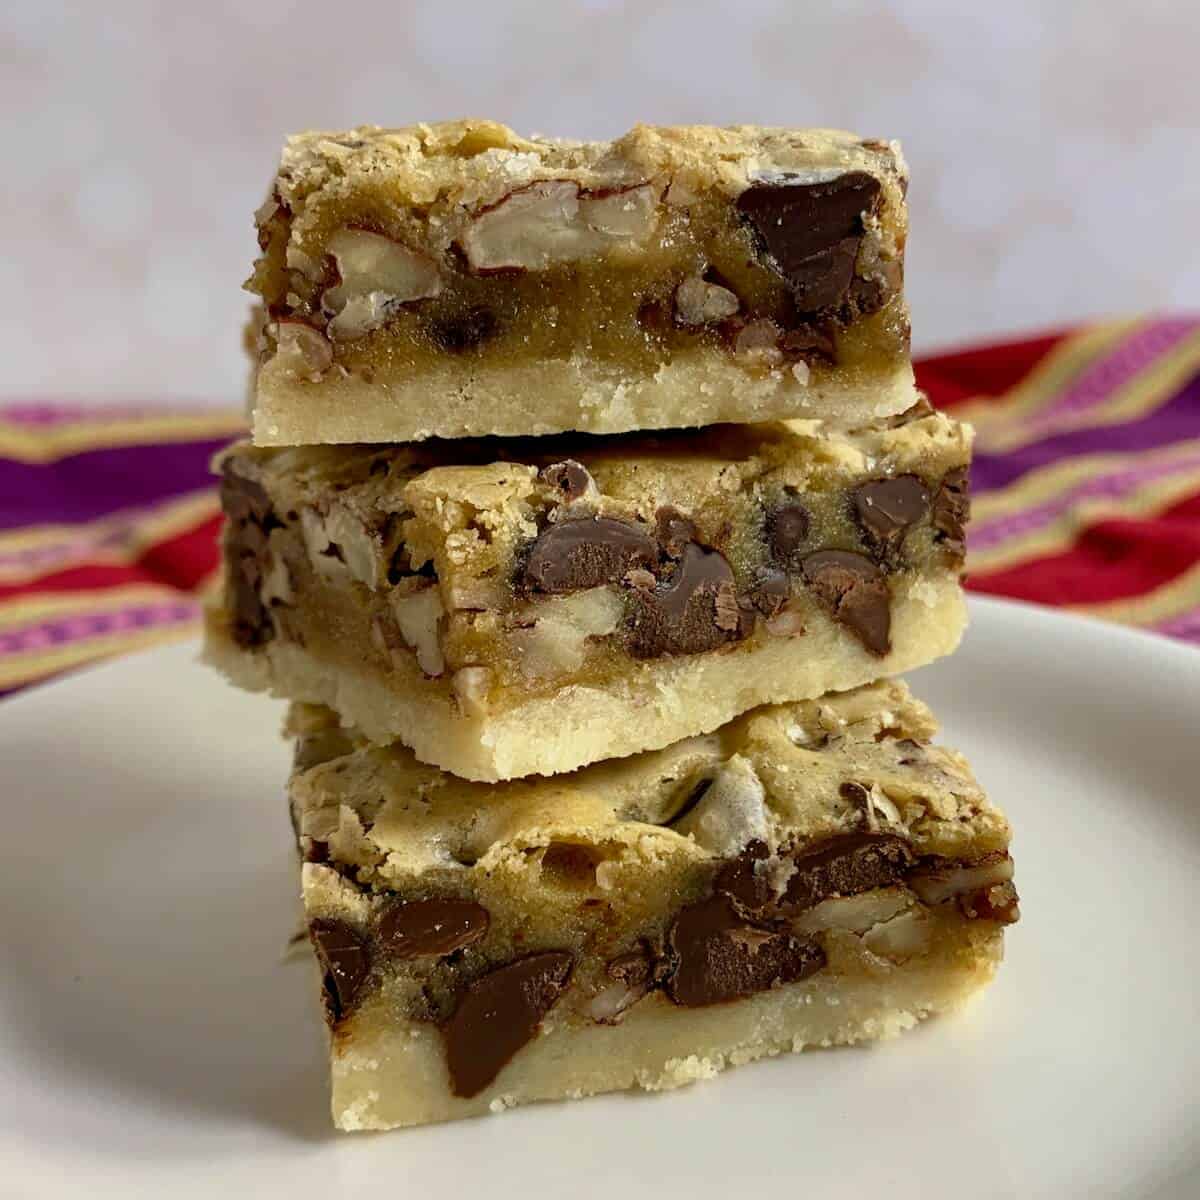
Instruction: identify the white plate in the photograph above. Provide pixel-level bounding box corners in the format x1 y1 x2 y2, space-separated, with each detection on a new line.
2 596 1199 1199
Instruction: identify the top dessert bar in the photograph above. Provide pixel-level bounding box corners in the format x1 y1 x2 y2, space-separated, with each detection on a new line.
247 121 913 445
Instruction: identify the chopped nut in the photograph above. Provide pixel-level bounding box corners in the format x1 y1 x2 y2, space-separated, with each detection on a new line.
284 243 323 280
274 320 333 380
446 576 507 612
390 586 446 676
733 318 783 364
869 787 904 830
672 755 768 856
540 460 597 505
624 567 657 591
510 587 623 680
862 909 932 961
452 666 493 716
579 185 659 238
907 855 1015 906
299 509 350 581
322 228 442 340
461 182 660 271
664 176 700 207
587 978 648 1025
260 529 294 606
674 275 740 326
791 887 912 936
322 505 382 588
764 602 806 638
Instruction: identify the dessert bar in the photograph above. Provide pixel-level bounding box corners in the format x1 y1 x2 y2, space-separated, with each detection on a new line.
247 121 913 444
206 405 970 780
289 680 1017 1130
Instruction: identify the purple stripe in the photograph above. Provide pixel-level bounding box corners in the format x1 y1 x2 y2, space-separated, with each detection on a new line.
0 600 199 657
1156 607 1200 644
0 521 136 572
973 450 1200 552
1007 317 1198 435
0 438 227 532
0 494 216 573
0 402 234 426
970 448 1200 553
972 369 1200 493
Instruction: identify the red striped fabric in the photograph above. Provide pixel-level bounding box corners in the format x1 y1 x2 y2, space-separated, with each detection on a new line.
2 317 1198 696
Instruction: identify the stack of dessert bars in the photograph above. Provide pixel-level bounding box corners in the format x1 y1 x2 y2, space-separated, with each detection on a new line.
206 121 1019 1132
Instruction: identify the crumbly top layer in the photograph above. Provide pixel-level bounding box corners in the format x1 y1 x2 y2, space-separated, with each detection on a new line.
289 679 1008 890
274 120 907 217
217 408 968 534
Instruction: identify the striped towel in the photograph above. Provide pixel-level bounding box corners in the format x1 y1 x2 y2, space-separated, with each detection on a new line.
3 315 1199 697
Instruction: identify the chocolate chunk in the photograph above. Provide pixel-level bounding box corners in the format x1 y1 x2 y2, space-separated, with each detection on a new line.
627 543 744 658
846 275 883 315
735 172 882 311
840 777 868 806
636 296 675 338
591 941 670 1025
655 505 697 558
304 839 330 864
932 467 971 559
228 553 272 648
666 894 824 1007
747 567 790 617
522 516 657 594
378 898 490 959
779 321 837 363
309 919 369 1024
766 500 811 563
442 952 573 1097
783 832 913 911
713 838 773 914
541 460 593 502
220 466 283 649
429 306 497 352
607 948 655 990
802 549 891 656
853 475 930 556
220 465 274 527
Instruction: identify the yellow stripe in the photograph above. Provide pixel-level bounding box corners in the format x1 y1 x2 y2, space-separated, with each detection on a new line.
972 325 1200 453
0 583 192 630
954 321 1136 430
0 624 198 689
970 439 1200 574
973 437 1200 523
0 491 221 582
0 410 245 464
1074 561 1200 626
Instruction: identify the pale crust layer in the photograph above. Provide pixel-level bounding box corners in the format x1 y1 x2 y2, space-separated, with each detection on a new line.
330 926 1001 1131
205 572 966 780
253 335 917 444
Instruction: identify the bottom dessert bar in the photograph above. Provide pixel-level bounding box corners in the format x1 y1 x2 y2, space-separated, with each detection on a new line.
289 680 1018 1131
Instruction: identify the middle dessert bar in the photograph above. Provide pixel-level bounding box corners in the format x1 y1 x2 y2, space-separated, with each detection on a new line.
206 404 971 780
